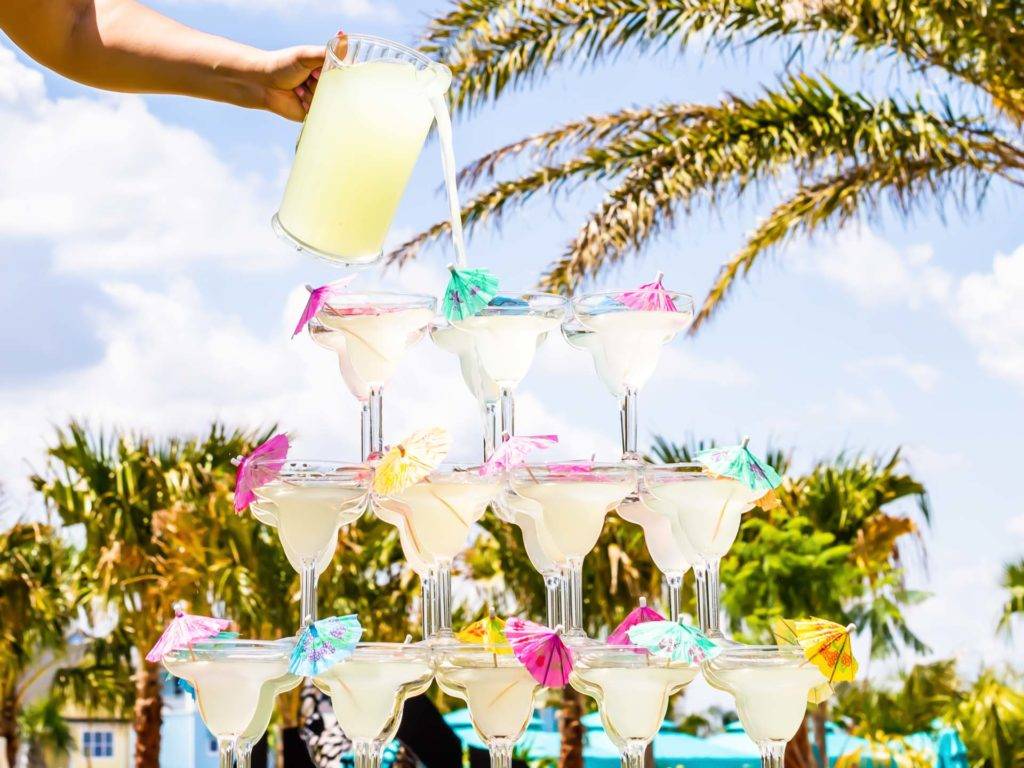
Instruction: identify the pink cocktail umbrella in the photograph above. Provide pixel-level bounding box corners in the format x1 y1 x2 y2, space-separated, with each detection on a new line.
607 596 665 646
479 434 558 476
233 434 290 512
504 617 573 687
618 271 678 312
292 276 357 337
146 607 231 662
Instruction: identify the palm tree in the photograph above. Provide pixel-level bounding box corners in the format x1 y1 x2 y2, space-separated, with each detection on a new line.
0 522 76 768
997 557 1024 636
392 1 1024 328
30 422 273 768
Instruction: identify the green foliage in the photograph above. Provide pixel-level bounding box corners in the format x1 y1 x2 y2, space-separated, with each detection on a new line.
17 696 74 754
396 0 1024 329
723 509 855 640
834 660 960 736
950 669 1024 768
997 558 1024 637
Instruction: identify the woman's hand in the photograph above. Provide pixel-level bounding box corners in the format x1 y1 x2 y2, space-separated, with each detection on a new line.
252 45 327 121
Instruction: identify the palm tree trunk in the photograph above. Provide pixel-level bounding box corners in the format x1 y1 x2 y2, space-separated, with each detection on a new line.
1 694 19 768
558 686 584 768
784 718 814 768
812 703 828 768
132 661 162 768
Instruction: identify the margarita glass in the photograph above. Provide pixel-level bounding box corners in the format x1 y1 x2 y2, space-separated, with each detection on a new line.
452 293 567 436
308 292 436 459
274 34 452 266
236 639 304 768
616 496 694 622
374 464 500 641
565 291 694 460
437 645 541 768
497 493 566 628
643 464 761 639
164 638 300 768
703 645 829 768
570 644 699 768
313 643 435 768
250 461 372 627
431 320 501 459
508 463 636 638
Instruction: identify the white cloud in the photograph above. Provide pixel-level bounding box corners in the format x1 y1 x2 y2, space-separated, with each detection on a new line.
951 245 1024 387
0 43 281 274
1007 514 1024 539
793 228 952 308
847 355 940 392
832 386 899 423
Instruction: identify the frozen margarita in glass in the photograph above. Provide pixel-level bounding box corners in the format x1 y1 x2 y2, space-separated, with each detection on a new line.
704 645 830 768
508 462 636 638
452 292 566 435
313 643 434 768
250 461 371 628
616 495 694 621
570 644 698 766
375 464 499 640
643 464 761 639
565 285 693 460
309 292 436 459
164 638 300 768
437 645 541 768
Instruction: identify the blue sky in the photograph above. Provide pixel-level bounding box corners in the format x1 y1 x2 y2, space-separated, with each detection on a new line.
1 0 1022 695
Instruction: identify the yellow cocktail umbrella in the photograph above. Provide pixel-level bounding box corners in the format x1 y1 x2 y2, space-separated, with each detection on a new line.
456 610 511 654
772 617 858 703
372 426 451 495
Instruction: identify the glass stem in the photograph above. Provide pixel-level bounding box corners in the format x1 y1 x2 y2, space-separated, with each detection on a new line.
300 559 318 629
436 560 454 639
368 386 384 458
566 557 585 637
620 388 639 461
482 400 499 460
760 740 787 768
420 572 436 640
621 740 647 768
218 738 235 768
665 571 683 623
544 572 562 628
235 739 254 768
352 739 385 768
360 401 371 461
694 558 723 638
499 386 515 436
489 738 515 768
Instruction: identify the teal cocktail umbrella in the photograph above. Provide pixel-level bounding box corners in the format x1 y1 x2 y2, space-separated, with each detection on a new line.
443 265 498 320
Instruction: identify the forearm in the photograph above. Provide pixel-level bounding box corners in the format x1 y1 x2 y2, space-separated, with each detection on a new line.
1 0 267 107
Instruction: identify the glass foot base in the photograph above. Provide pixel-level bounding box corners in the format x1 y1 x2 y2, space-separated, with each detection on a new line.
271 214 383 268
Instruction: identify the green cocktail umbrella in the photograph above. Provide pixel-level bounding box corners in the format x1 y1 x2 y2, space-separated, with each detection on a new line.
443 265 498 320
695 437 782 509
626 620 720 664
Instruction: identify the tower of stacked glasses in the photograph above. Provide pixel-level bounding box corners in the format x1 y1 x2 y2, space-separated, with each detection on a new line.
147 32 859 768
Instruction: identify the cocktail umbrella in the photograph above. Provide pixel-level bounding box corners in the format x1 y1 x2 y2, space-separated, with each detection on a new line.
772 617 858 702
292 275 357 337
504 617 573 687
479 434 558 476
372 426 451 495
289 614 363 676
145 607 231 662
232 433 290 512
443 265 499 320
618 271 678 312
455 609 511 654
695 437 782 510
626 620 720 664
607 597 665 646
